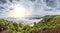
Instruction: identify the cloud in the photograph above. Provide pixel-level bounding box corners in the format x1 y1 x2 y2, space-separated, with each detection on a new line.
0 0 60 17
0 0 6 3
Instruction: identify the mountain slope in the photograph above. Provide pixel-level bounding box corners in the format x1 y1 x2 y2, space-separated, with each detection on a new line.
34 15 60 33
0 15 60 33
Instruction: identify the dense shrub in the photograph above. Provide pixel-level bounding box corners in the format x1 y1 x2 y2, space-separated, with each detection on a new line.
0 15 60 33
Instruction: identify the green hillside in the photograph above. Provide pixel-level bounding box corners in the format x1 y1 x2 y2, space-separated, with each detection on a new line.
36 15 60 30
0 15 60 33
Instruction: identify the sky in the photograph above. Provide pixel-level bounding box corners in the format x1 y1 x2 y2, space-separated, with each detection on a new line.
0 0 60 26
0 0 60 18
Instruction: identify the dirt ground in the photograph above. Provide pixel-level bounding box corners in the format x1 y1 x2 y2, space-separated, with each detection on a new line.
0 24 11 33
35 28 60 33
0 30 11 33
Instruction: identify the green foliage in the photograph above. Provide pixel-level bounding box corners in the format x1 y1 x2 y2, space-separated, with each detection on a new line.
0 15 60 33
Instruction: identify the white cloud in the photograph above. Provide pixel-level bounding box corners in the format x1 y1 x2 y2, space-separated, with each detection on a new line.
0 0 60 17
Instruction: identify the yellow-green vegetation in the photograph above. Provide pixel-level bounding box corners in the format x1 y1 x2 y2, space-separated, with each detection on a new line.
0 15 60 33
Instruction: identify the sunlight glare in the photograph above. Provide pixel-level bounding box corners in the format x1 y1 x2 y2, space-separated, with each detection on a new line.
9 6 31 18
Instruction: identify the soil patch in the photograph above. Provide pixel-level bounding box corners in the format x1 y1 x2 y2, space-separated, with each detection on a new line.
35 28 60 33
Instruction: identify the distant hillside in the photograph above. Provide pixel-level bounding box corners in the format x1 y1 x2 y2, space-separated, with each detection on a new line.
36 15 60 29
0 15 60 33
34 15 60 33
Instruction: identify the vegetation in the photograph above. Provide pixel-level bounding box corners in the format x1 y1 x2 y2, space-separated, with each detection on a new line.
0 15 60 33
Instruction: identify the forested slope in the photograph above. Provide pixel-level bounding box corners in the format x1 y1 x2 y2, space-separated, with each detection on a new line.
0 15 60 33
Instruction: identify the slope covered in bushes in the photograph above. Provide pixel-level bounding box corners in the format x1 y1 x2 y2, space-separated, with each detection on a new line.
0 15 60 33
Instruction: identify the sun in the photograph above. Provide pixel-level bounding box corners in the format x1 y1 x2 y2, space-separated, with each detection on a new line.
9 6 31 18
